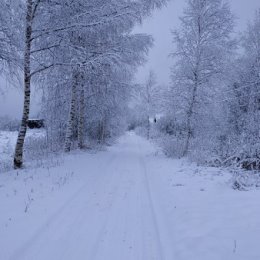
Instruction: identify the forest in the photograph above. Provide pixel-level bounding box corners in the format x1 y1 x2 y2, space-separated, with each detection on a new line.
1 0 259 176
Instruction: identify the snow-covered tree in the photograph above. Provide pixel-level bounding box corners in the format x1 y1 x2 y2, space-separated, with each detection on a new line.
134 70 160 139
13 0 168 167
38 0 168 153
13 0 63 168
0 1 22 76
170 0 235 156
0 2 12 70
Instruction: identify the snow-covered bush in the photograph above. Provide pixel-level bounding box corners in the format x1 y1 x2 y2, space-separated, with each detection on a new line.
0 116 20 131
219 10 260 170
231 170 260 190
152 116 186 157
156 134 184 158
150 2 260 180
24 130 48 161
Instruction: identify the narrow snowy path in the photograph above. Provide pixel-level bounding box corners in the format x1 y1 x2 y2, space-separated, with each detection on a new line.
1 132 260 260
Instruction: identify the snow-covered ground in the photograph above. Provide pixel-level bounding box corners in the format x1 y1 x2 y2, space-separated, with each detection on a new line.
0 132 260 260
0 129 46 171
0 131 18 163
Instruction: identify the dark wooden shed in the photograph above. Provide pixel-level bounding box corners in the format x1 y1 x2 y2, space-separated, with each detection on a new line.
27 119 44 129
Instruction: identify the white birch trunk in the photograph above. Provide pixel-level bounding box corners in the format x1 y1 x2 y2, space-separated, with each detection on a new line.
183 77 198 156
101 119 106 144
78 80 85 149
14 0 33 169
64 73 78 152
147 116 150 140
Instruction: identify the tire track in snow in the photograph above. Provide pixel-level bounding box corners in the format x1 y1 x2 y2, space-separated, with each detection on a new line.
87 141 145 260
85 157 127 260
137 136 175 260
10 133 175 260
139 155 165 260
9 153 117 260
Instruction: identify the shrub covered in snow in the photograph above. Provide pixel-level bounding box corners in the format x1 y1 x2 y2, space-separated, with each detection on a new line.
0 116 20 131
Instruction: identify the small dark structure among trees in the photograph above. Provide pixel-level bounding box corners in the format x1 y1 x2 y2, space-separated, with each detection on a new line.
27 119 44 129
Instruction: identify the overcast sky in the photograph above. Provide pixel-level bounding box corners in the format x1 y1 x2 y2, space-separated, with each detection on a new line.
135 0 260 84
0 0 259 118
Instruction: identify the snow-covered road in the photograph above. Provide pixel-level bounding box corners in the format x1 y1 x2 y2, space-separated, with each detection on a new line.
1 132 260 260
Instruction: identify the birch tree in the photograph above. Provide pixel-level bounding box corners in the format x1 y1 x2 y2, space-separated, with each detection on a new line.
13 0 61 168
170 0 235 156
0 2 12 70
0 0 21 75
38 0 168 153
135 70 159 139
13 0 168 167
61 0 167 151
62 31 153 149
13 0 33 169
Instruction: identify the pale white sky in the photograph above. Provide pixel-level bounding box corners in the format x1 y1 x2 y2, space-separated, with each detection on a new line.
135 0 260 84
0 0 259 118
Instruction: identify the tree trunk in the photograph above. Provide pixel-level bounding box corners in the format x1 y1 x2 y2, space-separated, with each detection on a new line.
64 73 78 152
101 119 106 144
183 78 198 157
147 115 150 139
78 80 85 149
183 117 192 156
14 0 33 169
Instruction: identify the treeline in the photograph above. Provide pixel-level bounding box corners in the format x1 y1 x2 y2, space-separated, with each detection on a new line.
0 0 168 169
133 0 260 171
